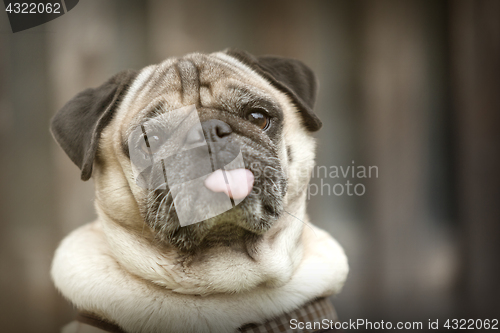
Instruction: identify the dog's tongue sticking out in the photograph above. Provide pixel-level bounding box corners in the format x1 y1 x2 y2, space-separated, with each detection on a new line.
204 169 254 200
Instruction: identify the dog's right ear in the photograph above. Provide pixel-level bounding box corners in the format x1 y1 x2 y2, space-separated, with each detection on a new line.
224 49 321 132
51 70 138 181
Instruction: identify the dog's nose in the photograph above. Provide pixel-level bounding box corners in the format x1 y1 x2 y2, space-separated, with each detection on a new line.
202 119 232 141
186 119 232 144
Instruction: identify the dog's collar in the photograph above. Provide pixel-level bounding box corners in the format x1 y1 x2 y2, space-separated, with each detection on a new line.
238 297 340 333
72 312 126 333
69 297 339 333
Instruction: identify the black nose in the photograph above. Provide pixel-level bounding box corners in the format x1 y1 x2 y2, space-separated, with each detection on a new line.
202 119 232 141
186 119 232 144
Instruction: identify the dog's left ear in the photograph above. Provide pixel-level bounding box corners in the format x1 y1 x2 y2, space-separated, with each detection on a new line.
51 69 138 181
225 49 321 132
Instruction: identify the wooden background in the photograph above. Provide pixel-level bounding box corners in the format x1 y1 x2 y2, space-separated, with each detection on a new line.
0 1 498 332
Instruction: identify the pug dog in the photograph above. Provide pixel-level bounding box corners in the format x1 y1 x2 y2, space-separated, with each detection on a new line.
50 49 348 333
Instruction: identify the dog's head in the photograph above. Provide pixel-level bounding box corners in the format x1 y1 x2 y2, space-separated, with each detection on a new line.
51 49 320 253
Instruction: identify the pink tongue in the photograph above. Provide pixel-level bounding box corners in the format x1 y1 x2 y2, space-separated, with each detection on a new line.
204 169 254 200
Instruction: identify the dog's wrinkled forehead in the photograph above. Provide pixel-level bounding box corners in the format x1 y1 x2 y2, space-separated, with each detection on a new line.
50 49 320 181
120 53 279 125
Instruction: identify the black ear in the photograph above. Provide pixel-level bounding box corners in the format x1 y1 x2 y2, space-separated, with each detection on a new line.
225 49 321 132
50 70 138 181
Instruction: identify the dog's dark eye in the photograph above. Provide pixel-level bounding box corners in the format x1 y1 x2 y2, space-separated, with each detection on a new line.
139 133 164 155
247 110 270 130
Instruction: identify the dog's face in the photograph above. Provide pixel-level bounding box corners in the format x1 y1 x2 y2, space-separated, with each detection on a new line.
51 49 321 253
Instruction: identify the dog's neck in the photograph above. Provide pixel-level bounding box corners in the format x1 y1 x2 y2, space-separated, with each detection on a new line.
98 199 309 295
51 202 348 333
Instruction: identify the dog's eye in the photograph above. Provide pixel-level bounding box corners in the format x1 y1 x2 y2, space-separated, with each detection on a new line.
247 110 270 130
139 133 164 155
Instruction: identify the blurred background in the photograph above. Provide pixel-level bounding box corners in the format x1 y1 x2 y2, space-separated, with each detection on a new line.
1 0 499 332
